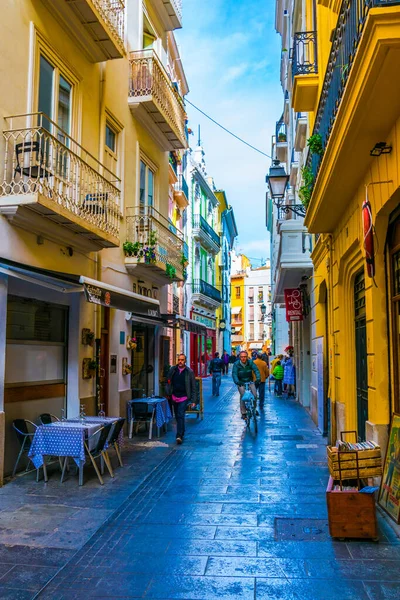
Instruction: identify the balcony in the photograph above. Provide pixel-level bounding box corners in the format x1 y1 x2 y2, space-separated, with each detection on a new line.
192 279 221 309
275 117 288 163
192 214 220 254
149 0 182 31
274 220 313 303
124 207 185 283
289 148 300 186
0 113 120 251
291 31 318 112
232 334 243 343
305 1 400 232
173 173 189 208
294 112 307 152
128 50 188 151
45 0 125 62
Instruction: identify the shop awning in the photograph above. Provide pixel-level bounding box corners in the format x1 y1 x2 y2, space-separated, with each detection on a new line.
162 314 207 335
231 306 242 314
0 258 161 318
249 342 262 349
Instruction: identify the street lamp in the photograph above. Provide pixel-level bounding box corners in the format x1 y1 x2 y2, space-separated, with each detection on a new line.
266 159 306 218
266 160 289 200
260 303 267 316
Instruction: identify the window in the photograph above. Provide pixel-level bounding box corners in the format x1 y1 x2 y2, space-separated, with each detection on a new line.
139 159 155 212
104 120 119 180
249 287 254 303
258 287 264 303
249 305 254 321
38 54 73 140
235 286 240 299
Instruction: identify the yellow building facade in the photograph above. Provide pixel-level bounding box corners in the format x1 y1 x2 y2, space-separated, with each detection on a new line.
293 0 400 448
230 254 251 351
0 0 187 482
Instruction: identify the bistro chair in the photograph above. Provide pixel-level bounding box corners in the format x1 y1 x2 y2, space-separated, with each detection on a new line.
129 402 155 438
39 413 60 425
107 418 125 468
14 141 50 190
12 419 44 482
61 423 114 486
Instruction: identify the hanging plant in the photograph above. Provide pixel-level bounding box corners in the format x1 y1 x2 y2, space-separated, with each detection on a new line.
88 359 98 372
165 263 177 280
298 166 314 208
180 251 189 269
307 133 323 156
278 133 287 142
148 230 158 246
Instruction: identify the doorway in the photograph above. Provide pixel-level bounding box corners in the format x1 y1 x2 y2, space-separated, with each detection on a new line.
389 217 400 413
99 306 109 415
354 271 368 440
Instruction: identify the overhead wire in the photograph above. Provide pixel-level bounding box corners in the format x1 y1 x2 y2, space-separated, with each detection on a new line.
185 99 273 160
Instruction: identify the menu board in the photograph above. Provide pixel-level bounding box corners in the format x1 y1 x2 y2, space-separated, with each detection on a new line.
378 413 400 523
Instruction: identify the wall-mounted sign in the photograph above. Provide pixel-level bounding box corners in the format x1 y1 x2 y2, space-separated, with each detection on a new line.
192 313 215 329
284 288 303 322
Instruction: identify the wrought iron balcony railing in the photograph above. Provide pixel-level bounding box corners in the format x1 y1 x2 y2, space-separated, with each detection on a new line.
193 214 221 248
93 0 125 50
128 50 187 149
193 279 221 303
125 206 184 278
307 0 400 183
276 117 287 143
0 112 121 240
291 31 318 78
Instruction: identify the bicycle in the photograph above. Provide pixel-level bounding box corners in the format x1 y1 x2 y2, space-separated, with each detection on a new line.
241 382 258 434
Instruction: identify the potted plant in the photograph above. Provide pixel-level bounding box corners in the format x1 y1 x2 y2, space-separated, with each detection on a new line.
127 336 137 350
88 359 98 376
299 165 314 209
307 133 323 156
278 133 287 142
123 241 143 258
180 251 189 269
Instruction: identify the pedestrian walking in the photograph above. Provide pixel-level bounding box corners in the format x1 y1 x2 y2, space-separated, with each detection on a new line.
253 352 269 410
260 350 269 367
270 354 283 394
222 350 230 375
167 354 196 445
209 352 224 396
272 360 284 397
232 350 261 419
283 354 296 397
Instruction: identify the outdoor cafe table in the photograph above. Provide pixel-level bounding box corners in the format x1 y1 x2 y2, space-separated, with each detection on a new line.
28 418 122 486
127 397 172 440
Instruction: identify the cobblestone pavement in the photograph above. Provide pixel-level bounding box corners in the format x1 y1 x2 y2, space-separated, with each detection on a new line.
1 376 400 599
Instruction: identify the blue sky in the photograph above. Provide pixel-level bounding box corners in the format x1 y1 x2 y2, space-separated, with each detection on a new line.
176 0 282 266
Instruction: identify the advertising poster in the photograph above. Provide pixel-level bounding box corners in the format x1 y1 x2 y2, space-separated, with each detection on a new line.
378 413 400 523
284 288 303 322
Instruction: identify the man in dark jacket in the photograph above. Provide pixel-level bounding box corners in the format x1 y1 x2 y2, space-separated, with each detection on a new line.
209 351 224 396
167 354 196 444
232 351 261 418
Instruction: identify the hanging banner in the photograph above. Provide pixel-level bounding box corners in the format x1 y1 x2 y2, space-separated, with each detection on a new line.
284 288 303 322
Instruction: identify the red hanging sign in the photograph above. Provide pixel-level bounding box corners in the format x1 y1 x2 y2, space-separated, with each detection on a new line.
285 288 303 322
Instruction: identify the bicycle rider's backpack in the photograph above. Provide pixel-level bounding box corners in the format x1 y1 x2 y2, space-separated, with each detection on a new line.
241 389 253 403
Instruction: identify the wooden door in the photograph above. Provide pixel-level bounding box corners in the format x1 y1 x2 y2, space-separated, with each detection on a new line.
99 307 109 414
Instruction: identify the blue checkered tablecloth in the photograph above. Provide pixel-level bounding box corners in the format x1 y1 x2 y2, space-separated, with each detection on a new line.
66 417 124 446
28 422 100 469
128 398 172 428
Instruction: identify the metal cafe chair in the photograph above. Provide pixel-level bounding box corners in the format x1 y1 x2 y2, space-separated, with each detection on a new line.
14 141 51 191
107 418 125 468
128 402 156 438
61 423 113 486
39 413 60 425
12 419 46 482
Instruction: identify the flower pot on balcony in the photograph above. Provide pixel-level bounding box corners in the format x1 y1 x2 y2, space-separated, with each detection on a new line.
278 134 287 142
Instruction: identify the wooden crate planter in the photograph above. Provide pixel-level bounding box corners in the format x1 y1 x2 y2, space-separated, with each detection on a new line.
327 445 382 480
326 476 378 540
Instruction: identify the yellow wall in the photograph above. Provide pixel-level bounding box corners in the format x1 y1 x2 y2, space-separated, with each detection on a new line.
305 3 400 448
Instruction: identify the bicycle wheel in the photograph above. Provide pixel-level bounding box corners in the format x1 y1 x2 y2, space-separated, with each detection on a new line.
253 410 258 434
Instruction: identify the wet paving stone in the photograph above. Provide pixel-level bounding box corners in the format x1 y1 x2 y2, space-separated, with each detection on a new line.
2 377 398 599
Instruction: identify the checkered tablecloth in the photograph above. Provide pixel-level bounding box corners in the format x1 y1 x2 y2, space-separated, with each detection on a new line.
67 417 124 446
127 398 172 428
28 422 100 468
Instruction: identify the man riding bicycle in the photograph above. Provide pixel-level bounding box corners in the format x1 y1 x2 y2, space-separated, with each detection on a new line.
232 351 261 419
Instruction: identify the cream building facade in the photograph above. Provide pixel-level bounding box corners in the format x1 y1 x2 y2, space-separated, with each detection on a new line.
0 0 188 481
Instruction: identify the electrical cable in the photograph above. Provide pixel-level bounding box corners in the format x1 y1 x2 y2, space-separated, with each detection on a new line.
185 99 273 159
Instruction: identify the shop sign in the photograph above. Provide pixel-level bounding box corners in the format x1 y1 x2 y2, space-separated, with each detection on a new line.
83 283 160 318
192 313 215 329
284 288 303 322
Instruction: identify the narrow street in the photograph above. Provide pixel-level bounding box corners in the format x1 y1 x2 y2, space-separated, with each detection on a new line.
0 378 390 599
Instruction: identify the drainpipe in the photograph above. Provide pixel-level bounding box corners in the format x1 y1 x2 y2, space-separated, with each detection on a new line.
325 233 336 444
